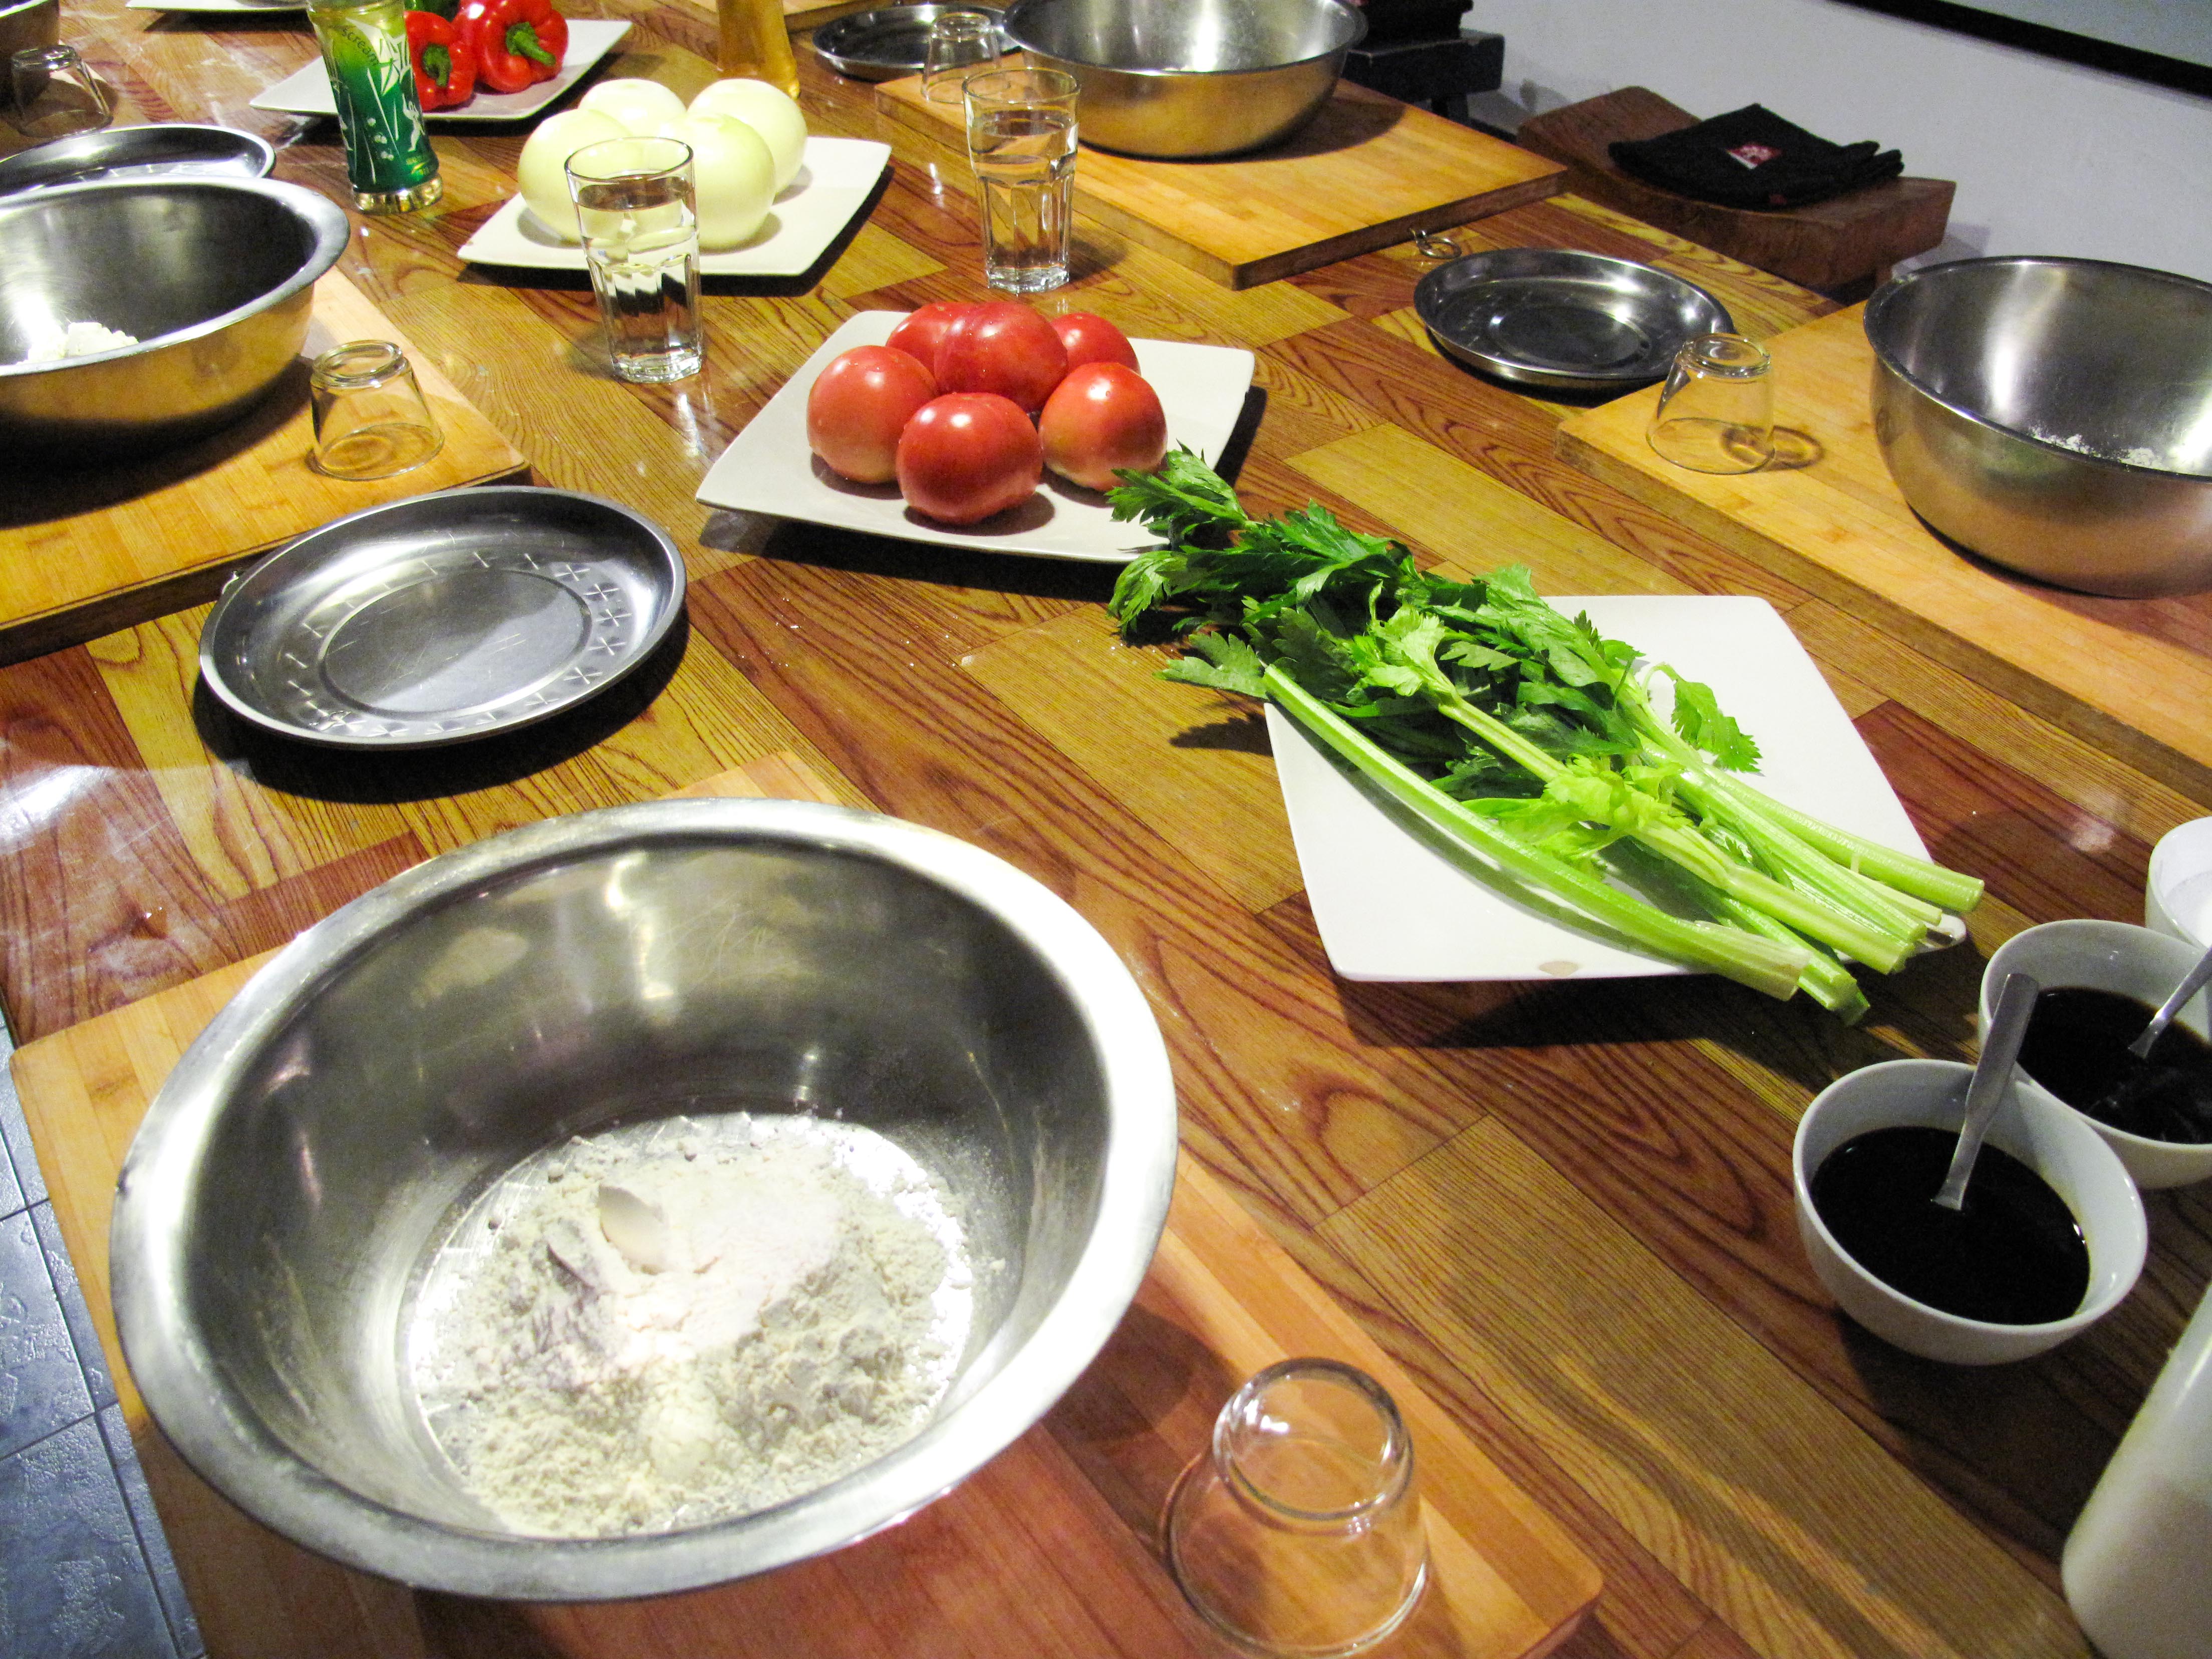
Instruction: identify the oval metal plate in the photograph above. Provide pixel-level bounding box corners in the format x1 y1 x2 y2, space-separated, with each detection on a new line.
199 485 685 748
813 4 1004 81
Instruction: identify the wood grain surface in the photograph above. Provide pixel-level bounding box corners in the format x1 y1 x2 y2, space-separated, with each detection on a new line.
2 4 2208 1658
1553 304 2212 802
876 69 1565 289
0 273 528 667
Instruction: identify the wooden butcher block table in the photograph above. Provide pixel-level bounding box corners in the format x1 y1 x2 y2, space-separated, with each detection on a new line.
4 2 2209 1657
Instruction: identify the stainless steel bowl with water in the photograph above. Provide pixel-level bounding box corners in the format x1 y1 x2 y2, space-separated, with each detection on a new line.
1865 256 2212 597
0 175 349 456
1001 0 1365 159
110 797 1179 1599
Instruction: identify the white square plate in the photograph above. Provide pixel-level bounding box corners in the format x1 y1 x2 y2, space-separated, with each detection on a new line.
696 310 1256 564
1266 594 1929 981
459 137 890 276
250 19 629 122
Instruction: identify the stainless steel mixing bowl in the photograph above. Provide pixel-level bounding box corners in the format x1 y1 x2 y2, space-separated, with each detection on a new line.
1864 256 2212 597
111 798 1177 1599
1001 0 1365 159
0 175 349 456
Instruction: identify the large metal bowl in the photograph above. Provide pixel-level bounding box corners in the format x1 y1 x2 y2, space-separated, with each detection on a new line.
110 798 1178 1599
0 175 350 457
1864 256 2212 597
1001 0 1365 160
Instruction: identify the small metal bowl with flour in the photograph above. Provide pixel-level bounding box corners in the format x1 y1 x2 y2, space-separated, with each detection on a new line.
109 798 1177 1600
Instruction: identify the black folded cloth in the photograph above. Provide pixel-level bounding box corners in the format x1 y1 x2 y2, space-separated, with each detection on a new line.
1609 105 1903 210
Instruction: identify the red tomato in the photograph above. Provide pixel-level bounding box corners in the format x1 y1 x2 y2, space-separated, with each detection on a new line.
884 302 975 378
895 393 1043 524
1037 363 1168 492
1049 312 1140 373
934 302 1068 414
805 346 939 484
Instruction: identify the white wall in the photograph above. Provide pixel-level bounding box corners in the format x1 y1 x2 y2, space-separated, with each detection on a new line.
1468 0 2212 284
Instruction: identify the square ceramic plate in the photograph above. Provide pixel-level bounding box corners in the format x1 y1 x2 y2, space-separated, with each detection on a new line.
459 137 891 276
250 19 629 121
1265 594 1929 981
696 310 1256 564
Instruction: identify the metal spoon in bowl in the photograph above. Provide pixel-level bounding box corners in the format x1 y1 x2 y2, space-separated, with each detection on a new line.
2126 939 2212 1060
1933 969 2041 1211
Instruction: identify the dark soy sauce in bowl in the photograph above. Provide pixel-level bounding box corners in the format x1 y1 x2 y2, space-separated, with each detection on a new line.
2015 986 2212 1145
1810 1126 2090 1324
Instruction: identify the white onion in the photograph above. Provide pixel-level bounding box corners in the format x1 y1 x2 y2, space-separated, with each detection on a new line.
682 113 776 250
515 108 628 239
687 79 806 194
578 77 689 137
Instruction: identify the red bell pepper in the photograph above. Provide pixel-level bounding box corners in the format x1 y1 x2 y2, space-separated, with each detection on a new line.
458 0 568 96
405 11 478 111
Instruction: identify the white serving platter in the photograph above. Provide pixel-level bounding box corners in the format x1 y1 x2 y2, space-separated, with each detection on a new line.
696 310 1256 564
250 19 629 121
1265 593 1930 981
459 136 891 277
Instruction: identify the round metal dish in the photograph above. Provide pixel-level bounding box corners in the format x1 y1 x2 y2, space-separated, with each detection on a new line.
0 123 275 196
199 486 686 749
1415 248 1734 392
812 4 1004 81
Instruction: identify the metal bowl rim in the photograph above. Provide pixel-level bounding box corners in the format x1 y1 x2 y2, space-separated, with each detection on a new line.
1000 0 1365 78
0 174 347 379
1864 253 2212 479
0 122 277 196
110 795 1180 1599
195 483 690 750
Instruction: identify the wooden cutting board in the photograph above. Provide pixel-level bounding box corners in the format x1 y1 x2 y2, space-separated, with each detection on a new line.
1553 304 2212 802
875 70 1564 289
0 271 528 670
12 752 1600 1659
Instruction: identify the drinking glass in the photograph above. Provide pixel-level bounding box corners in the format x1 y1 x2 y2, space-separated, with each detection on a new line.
1165 1359 1430 1658
309 341 444 479
10 44 110 140
1646 332 1774 473
922 9 997 105
566 136 704 384
962 66 1077 294
305 0 442 214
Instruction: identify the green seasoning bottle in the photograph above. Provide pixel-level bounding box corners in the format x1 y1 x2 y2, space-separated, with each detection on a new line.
306 0 443 213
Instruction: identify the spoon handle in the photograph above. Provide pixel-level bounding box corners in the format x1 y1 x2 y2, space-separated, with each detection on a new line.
1934 969 2041 1211
2127 939 2212 1060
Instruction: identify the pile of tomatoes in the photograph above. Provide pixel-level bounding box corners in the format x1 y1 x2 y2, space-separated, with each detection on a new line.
804 303 1170 525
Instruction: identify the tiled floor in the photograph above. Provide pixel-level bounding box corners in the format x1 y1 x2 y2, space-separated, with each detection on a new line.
0 1019 202 1658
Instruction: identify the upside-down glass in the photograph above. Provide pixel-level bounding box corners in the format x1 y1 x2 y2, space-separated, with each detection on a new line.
309 340 444 479
1646 332 1774 473
923 9 998 104
963 65 1077 293
10 43 110 140
1165 1359 1430 1658
566 136 704 384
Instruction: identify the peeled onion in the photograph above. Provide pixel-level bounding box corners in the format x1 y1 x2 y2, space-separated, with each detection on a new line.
681 112 777 249
515 107 628 239
579 77 689 137
687 79 807 193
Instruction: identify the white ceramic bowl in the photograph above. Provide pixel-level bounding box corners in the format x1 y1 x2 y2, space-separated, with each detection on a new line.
1981 919 2212 1189
2146 817 2212 947
1794 1059 2145 1364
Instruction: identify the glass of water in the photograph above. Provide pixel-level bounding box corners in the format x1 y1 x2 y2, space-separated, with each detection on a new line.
565 136 704 384
962 66 1078 294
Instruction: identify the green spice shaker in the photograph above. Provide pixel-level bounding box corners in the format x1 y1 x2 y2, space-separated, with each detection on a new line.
306 0 443 214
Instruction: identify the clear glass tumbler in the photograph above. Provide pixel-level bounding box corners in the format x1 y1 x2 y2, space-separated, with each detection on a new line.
309 341 444 479
1165 1358 1429 1659
1646 332 1774 473
922 9 997 105
10 44 110 140
963 66 1078 294
566 136 704 384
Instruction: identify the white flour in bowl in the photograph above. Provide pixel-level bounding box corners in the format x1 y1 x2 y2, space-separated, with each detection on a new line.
410 1113 973 1538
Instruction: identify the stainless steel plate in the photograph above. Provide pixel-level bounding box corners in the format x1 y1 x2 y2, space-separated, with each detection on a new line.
0 123 275 195
200 486 685 749
1415 248 1734 392
812 4 1004 80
